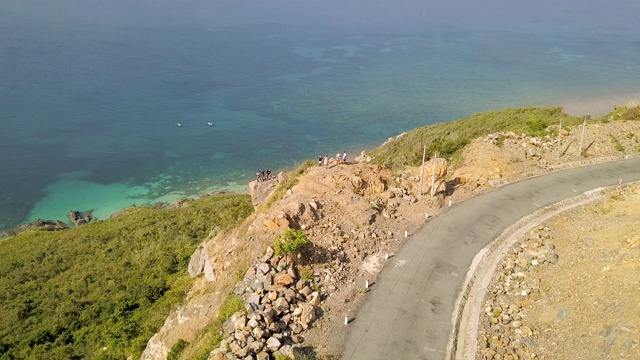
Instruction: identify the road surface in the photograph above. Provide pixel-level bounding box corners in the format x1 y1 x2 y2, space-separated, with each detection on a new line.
341 158 640 360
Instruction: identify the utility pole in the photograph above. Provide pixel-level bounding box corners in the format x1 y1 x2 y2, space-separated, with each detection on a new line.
556 118 563 159
419 144 426 196
578 117 587 156
430 151 438 197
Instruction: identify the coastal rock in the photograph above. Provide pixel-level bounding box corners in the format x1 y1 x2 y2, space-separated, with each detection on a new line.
3 219 68 237
67 210 93 226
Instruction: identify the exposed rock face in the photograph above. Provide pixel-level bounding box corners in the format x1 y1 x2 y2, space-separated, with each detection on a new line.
188 244 207 277
249 178 279 207
3 219 68 237
67 210 93 226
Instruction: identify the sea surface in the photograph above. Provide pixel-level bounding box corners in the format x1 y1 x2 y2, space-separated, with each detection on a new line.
1 0 640 233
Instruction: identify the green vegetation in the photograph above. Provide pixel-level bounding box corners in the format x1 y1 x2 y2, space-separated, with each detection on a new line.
0 194 252 360
167 339 189 360
274 229 309 265
603 105 640 121
185 295 244 360
370 107 581 167
609 134 625 152
299 266 314 281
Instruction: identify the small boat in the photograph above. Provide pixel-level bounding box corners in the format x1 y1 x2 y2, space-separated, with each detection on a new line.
207 122 214 126
177 122 183 127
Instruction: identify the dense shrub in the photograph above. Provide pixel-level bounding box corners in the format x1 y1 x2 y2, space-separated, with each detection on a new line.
0 194 252 360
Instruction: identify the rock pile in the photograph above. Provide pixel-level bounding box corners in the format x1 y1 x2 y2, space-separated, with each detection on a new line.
476 226 559 360
209 246 322 360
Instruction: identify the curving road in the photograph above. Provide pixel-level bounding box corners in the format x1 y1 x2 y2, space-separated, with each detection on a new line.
341 158 640 360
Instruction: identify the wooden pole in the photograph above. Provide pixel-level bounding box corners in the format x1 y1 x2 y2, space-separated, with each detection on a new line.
419 144 426 196
578 117 586 156
556 118 563 159
430 151 438 197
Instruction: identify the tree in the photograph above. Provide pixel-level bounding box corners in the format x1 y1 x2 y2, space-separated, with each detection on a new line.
274 229 308 267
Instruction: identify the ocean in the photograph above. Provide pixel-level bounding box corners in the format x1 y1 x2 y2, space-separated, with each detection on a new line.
1 0 639 233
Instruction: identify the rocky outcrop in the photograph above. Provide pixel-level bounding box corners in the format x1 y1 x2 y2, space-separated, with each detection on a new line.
67 210 93 226
2 219 68 237
249 177 280 207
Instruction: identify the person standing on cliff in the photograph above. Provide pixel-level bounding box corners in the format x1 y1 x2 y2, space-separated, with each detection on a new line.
342 151 347 164
336 152 342 164
323 155 329 167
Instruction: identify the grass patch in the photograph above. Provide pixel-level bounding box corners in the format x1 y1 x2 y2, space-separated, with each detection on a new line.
185 295 245 360
610 134 625 152
370 107 579 168
602 105 640 121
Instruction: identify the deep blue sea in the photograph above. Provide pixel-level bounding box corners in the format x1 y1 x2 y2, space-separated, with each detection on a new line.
1 0 640 232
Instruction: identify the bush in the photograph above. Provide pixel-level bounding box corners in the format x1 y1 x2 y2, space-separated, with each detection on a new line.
167 339 189 360
274 229 309 263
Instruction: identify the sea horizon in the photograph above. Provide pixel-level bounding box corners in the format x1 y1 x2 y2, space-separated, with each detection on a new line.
2 0 640 233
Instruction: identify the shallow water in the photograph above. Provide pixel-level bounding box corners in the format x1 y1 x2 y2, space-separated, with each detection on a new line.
1 1 640 232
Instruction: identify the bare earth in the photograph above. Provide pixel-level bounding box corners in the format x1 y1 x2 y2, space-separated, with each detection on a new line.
526 186 640 359
142 119 640 360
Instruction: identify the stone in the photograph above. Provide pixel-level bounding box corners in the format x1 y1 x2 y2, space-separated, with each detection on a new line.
277 345 295 359
292 334 304 344
209 349 225 360
275 273 294 286
263 273 273 288
257 263 271 275
229 341 242 355
234 315 247 331
187 244 206 277
252 326 268 340
247 294 261 308
247 318 259 328
273 297 289 313
266 337 282 352
249 340 264 354
263 307 276 323
291 322 303 334
234 331 247 344
256 351 269 360
262 246 275 261
308 291 321 306
299 303 317 326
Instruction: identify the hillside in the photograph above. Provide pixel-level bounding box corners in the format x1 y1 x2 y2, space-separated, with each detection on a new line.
140 106 640 359
0 194 252 360
2 105 640 360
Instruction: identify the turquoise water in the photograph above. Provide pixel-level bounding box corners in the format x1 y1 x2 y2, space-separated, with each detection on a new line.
1 1 640 232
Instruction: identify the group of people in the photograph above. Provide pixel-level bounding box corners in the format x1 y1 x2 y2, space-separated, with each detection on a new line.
255 169 272 182
317 151 347 167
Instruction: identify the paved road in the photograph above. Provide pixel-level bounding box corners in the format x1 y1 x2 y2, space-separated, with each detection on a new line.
341 158 640 360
